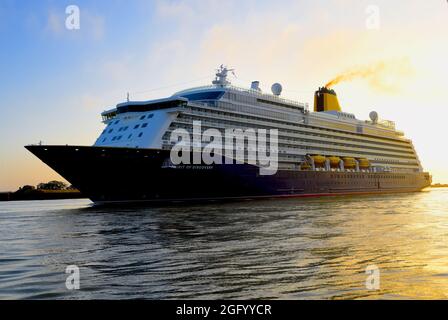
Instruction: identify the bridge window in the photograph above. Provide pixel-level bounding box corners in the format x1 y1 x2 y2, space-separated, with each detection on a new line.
180 91 224 101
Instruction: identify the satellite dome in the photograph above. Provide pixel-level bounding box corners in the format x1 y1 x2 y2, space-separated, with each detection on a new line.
271 83 282 96
369 111 379 123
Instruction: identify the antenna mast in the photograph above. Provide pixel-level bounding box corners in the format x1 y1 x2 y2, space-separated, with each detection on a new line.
212 65 235 87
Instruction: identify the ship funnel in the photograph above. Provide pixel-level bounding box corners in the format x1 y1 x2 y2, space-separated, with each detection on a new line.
314 87 342 112
251 81 261 91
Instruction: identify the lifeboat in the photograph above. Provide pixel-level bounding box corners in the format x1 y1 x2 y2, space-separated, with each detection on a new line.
328 156 341 168
300 162 311 170
310 155 326 167
357 158 370 169
342 157 356 169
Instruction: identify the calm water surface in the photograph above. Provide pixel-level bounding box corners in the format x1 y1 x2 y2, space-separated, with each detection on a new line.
1 188 448 299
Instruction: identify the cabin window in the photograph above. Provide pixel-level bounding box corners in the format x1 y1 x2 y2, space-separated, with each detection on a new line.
148 114 154 118
108 129 113 133
142 123 148 128
140 115 146 120
138 132 143 137
134 124 140 129
117 136 122 140
114 120 120 125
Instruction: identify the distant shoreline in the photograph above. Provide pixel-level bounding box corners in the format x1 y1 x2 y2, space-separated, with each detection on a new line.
1 184 447 202
430 184 448 188
0 190 85 202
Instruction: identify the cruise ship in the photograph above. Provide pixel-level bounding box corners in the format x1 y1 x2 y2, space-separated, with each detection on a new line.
26 66 431 204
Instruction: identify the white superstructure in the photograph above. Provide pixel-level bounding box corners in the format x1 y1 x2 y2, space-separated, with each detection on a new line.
94 66 423 174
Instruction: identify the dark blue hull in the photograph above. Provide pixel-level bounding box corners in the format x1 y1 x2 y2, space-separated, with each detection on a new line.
25 145 432 204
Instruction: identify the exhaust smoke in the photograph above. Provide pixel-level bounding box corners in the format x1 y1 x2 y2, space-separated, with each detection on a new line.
325 58 413 93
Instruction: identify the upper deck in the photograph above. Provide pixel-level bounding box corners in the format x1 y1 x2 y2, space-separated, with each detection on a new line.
173 84 308 113
98 65 408 148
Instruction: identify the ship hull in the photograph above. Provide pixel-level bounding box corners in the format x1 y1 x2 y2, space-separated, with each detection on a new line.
26 145 431 205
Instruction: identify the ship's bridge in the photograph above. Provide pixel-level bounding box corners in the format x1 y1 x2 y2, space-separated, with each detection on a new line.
101 97 188 121
173 87 226 102
115 97 188 114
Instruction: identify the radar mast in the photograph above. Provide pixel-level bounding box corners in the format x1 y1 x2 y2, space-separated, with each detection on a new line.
212 65 235 87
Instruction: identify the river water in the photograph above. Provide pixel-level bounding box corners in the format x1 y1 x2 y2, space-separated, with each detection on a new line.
1 188 447 299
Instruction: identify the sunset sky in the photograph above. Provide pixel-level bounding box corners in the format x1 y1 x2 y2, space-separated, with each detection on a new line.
0 0 447 191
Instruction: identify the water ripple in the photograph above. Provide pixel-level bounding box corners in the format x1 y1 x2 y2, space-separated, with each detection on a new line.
1 189 448 299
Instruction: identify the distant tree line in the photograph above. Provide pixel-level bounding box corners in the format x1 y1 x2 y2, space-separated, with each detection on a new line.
0 181 82 201
17 181 77 192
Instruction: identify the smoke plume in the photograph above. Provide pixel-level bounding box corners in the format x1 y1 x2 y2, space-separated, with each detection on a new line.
325 59 413 93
